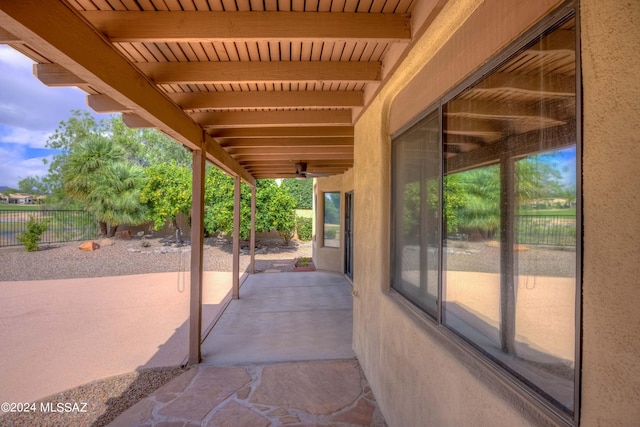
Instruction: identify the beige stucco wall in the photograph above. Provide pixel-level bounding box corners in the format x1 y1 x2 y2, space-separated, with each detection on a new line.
580 0 640 424
313 169 354 273
350 0 640 426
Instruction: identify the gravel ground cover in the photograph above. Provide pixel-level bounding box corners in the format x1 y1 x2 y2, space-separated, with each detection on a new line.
0 235 312 281
0 235 311 426
0 367 188 427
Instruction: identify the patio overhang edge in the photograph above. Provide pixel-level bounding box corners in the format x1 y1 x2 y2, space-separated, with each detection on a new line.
0 0 255 186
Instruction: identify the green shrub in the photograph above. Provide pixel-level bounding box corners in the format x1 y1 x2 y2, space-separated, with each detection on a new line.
17 217 48 252
296 216 312 241
324 228 337 239
278 228 295 245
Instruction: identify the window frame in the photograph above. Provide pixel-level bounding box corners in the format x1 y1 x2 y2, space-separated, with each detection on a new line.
322 191 341 248
388 3 582 425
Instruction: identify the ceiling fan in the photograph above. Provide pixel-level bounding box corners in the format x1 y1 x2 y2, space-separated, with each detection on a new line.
295 162 330 179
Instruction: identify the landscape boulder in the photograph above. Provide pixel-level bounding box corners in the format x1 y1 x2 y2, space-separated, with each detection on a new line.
79 241 100 251
115 230 131 239
100 238 114 247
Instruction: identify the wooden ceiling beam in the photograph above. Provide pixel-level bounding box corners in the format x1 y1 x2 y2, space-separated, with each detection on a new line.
33 63 85 86
233 152 353 161
81 11 411 42
220 137 353 148
194 110 353 128
243 164 353 172
169 90 364 110
137 61 381 85
447 100 545 118
226 146 353 155
211 126 354 139
86 94 130 113
0 1 254 185
0 26 18 42
530 29 575 52
122 113 154 128
473 72 575 98
246 165 350 171
242 159 353 165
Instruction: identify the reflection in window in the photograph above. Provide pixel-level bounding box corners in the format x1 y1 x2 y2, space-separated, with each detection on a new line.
323 192 340 247
442 18 577 414
391 14 579 419
391 111 440 317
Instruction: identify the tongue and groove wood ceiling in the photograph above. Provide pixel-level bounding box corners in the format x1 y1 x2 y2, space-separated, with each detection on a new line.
0 1 575 183
0 0 422 182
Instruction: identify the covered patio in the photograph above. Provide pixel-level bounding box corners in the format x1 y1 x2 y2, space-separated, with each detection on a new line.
4 2 638 426
0 0 416 366
108 271 385 426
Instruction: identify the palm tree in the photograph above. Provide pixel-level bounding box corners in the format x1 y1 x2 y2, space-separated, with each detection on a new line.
452 165 501 240
63 136 147 237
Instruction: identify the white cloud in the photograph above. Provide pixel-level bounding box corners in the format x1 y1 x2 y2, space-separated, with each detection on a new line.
0 46 92 131
0 45 111 187
0 126 51 149
0 46 32 70
0 145 51 188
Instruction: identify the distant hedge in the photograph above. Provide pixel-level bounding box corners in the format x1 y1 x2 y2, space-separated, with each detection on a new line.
282 178 312 209
296 216 312 241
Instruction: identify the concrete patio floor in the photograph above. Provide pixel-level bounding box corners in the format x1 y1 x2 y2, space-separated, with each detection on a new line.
110 272 387 426
0 271 234 403
202 271 355 364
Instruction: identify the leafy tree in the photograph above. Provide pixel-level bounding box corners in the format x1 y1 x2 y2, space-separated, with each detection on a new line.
62 136 146 236
17 176 47 195
262 183 297 244
444 155 569 239
453 165 501 239
136 129 191 167
43 111 191 206
141 162 192 241
324 193 341 225
43 110 102 205
203 169 297 243
282 178 313 209
204 167 240 237
1 187 19 194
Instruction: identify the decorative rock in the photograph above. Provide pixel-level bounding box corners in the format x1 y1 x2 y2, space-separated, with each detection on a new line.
79 241 100 251
99 238 114 246
115 230 132 239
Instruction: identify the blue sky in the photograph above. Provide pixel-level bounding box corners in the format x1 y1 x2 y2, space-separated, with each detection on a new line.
535 146 577 188
0 45 107 188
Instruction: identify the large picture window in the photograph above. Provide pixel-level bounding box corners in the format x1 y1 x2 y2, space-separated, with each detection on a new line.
391 111 440 318
391 14 579 420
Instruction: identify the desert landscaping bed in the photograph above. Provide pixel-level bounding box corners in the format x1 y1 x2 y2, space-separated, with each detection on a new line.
0 235 312 282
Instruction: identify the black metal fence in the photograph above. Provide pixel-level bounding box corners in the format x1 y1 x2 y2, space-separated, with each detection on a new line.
516 215 576 247
0 209 99 247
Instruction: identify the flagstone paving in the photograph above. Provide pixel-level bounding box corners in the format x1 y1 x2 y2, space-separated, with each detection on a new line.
109 359 387 426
